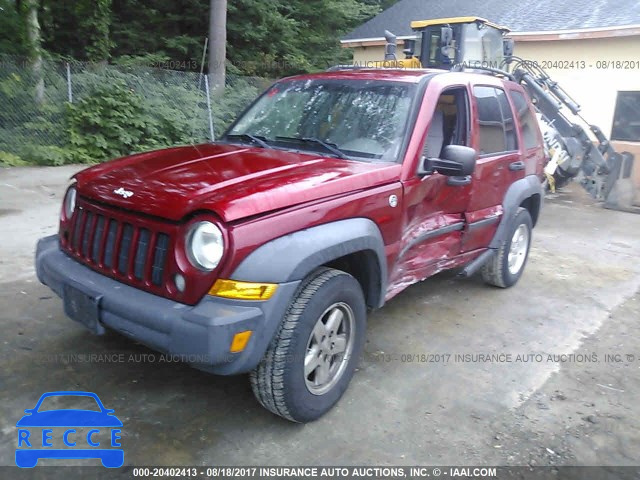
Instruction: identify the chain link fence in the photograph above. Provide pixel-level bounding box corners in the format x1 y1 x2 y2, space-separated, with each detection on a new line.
0 55 272 165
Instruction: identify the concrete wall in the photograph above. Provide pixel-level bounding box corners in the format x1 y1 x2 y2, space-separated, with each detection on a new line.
352 45 387 64
514 36 639 141
517 36 640 201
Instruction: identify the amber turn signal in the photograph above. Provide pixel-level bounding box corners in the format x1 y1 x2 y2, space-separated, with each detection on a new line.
208 279 278 300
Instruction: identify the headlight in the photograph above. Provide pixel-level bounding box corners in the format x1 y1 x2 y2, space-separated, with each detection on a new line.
186 221 224 271
63 186 77 220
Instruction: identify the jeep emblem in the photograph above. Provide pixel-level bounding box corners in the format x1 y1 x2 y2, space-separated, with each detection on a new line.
389 195 398 208
113 187 133 199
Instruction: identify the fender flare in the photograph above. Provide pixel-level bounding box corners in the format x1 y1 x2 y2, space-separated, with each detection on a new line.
231 218 387 308
490 175 544 249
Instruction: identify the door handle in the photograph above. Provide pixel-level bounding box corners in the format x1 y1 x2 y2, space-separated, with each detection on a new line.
447 175 472 187
509 161 525 171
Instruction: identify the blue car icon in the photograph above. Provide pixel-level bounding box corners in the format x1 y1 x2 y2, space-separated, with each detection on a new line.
16 391 123 468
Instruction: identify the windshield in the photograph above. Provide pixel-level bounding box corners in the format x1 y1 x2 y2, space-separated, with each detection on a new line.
225 79 417 162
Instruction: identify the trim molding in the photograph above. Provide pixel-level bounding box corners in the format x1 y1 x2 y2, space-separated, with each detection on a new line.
399 222 464 258
466 216 500 232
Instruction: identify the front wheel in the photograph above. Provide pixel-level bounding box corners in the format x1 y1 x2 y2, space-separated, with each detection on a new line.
250 268 366 422
482 207 533 288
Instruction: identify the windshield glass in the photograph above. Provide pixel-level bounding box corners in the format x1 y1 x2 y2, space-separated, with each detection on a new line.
225 79 417 162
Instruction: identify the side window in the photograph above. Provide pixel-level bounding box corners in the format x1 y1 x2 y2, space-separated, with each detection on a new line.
509 90 539 150
421 87 470 160
473 86 518 155
496 89 518 151
611 91 640 142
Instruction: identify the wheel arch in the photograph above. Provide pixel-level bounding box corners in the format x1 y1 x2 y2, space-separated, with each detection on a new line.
230 218 387 309
490 175 544 248
322 249 383 309
519 193 542 227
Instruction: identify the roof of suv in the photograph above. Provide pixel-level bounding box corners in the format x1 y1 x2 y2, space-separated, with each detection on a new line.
284 68 438 84
283 68 517 89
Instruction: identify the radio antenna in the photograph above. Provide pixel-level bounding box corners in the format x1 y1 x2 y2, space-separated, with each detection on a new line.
194 37 215 144
199 37 209 91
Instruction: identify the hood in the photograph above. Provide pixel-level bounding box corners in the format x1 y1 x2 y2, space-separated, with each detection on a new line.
74 143 401 222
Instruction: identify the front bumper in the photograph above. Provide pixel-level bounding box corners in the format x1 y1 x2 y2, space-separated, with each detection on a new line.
35 235 300 375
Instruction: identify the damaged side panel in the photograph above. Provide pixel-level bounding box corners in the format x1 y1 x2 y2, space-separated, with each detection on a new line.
386 173 472 300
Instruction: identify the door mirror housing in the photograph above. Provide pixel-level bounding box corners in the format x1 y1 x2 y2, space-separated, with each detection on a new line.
422 145 477 177
503 38 515 64
402 39 416 58
440 27 453 48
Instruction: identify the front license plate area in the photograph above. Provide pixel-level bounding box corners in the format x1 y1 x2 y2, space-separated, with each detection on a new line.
63 284 105 335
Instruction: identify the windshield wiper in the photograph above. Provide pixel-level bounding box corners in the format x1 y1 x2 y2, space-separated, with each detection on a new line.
226 133 270 149
275 136 348 159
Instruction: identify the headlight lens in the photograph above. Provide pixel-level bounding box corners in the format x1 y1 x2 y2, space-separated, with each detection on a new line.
186 221 224 271
63 186 76 219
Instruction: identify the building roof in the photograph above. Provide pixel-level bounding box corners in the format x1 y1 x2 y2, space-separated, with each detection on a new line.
342 0 640 41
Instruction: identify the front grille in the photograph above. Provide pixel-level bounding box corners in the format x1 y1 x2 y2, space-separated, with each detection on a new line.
67 205 170 287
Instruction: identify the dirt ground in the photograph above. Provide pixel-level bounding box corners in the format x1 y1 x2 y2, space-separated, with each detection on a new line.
1 165 639 475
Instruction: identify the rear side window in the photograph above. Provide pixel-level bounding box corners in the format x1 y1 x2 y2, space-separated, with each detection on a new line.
473 86 518 155
509 90 540 150
496 89 518 151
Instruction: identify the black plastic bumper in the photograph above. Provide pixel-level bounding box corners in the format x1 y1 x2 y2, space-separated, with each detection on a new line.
35 235 300 375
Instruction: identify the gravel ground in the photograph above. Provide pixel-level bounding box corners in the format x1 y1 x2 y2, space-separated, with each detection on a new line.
1 165 639 476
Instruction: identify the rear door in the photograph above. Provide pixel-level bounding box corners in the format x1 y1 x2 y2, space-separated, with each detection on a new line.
460 85 522 252
507 88 547 176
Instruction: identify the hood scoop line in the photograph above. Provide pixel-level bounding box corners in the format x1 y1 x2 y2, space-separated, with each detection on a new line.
193 158 325 197
152 147 252 176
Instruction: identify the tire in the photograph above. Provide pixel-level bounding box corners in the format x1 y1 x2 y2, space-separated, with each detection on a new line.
482 207 533 288
249 268 366 423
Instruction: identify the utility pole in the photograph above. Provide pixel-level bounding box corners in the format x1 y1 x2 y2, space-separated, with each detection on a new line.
24 0 44 105
208 0 227 95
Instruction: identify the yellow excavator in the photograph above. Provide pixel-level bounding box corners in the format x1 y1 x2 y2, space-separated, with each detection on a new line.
376 17 639 213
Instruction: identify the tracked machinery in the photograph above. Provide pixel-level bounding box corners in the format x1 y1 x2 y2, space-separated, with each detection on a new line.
378 17 639 213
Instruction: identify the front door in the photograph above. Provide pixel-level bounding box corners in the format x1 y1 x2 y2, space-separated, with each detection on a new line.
387 85 474 299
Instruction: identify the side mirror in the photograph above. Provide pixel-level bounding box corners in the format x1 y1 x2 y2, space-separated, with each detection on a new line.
440 27 454 62
422 145 477 177
402 39 416 58
503 38 515 64
440 27 453 48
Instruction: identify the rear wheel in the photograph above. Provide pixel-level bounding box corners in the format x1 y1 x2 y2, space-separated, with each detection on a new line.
482 207 532 288
249 268 366 422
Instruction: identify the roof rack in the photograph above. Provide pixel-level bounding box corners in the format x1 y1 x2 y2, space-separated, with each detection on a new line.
326 65 364 72
450 64 515 81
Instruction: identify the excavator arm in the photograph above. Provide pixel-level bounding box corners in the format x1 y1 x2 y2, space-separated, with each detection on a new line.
510 58 638 212
389 16 640 213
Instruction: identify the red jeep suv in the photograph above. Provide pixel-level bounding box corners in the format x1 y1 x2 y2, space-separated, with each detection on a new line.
36 69 545 422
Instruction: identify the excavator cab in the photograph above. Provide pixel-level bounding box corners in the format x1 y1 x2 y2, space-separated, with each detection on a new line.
404 17 511 70
378 17 639 213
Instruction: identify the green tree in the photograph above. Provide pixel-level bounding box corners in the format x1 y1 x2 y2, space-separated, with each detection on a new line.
109 0 208 67
39 0 112 61
81 0 113 62
225 0 379 76
0 0 27 55
5 0 386 75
